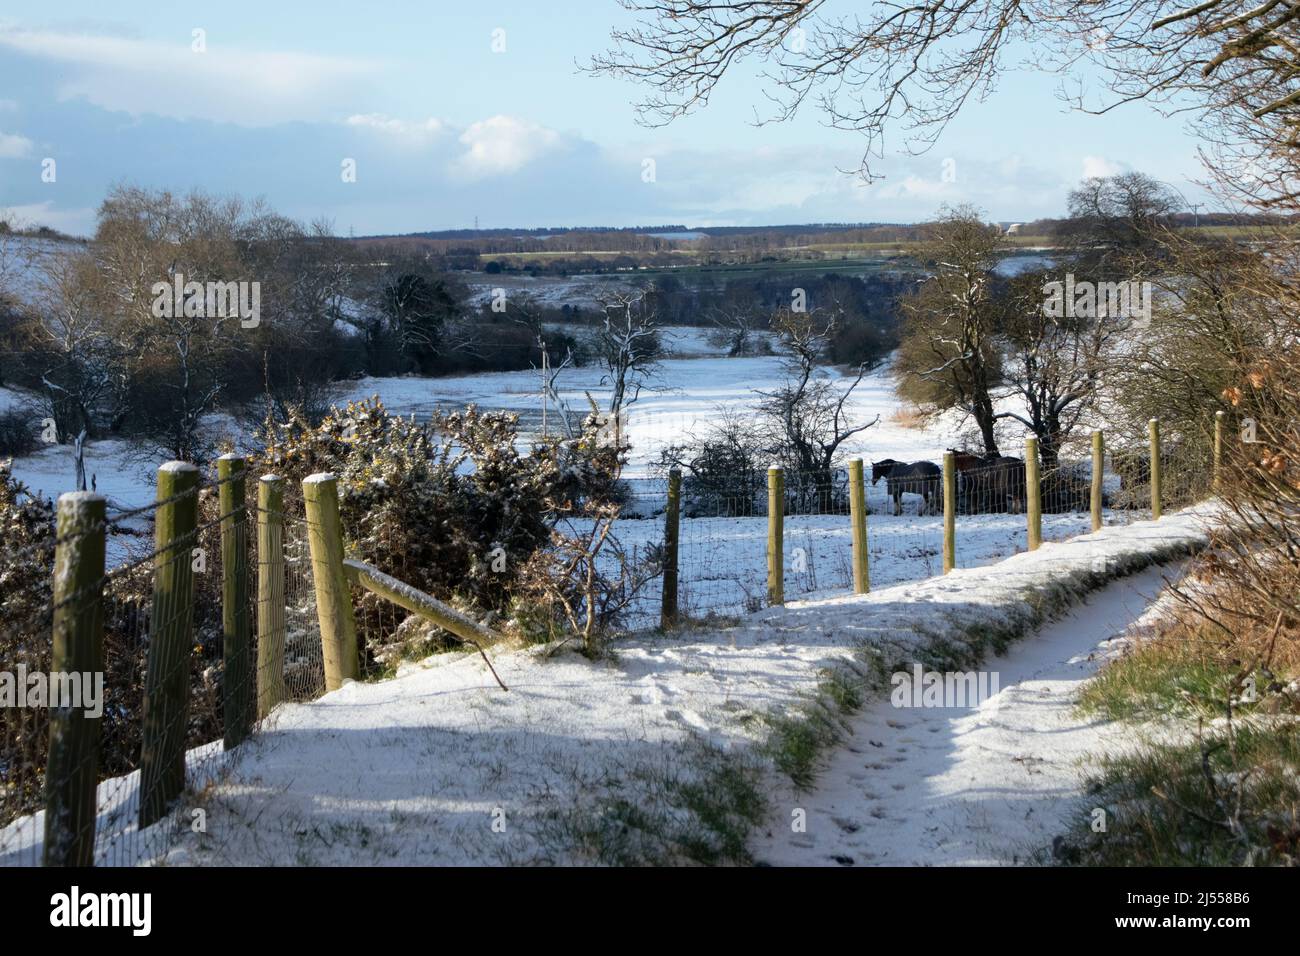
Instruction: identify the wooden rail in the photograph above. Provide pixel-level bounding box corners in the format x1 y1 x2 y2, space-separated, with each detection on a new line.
341 559 509 691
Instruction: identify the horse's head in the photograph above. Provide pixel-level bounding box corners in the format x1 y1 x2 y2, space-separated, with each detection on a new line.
871 459 899 485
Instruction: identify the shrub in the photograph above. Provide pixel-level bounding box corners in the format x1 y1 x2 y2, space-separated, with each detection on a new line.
658 410 766 516
0 463 55 826
253 396 638 663
0 411 39 458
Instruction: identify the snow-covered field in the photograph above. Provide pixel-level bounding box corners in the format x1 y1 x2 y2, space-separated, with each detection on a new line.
0 506 1211 866
7 333 926 503
337 344 949 477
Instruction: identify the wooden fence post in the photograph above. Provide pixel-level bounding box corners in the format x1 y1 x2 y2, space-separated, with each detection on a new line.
1149 418 1163 520
217 455 252 749
43 492 106 867
942 451 956 574
139 461 200 829
660 468 681 628
767 466 784 606
256 474 287 719
1025 436 1042 551
302 473 359 690
1091 429 1104 533
1213 409 1225 494
848 458 869 594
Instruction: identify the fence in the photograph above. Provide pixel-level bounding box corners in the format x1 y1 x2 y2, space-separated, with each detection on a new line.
1 455 511 868
647 416 1220 628
0 460 324 867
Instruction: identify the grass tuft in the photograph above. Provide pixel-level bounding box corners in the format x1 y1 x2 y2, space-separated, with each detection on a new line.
1061 720 1300 866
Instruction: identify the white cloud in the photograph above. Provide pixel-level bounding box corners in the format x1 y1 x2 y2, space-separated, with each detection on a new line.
452 115 562 179
0 131 32 158
873 174 954 202
346 114 444 139
0 27 378 126
1081 155 1123 179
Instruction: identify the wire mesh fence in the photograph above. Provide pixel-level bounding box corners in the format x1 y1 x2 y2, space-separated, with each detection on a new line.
0 462 324 867
267 510 325 702
616 430 1216 631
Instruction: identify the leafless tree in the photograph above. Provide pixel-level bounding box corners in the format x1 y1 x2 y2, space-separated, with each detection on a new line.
995 269 1122 470
707 300 765 356
757 306 877 496
895 205 1006 455
27 248 114 442
589 1 1300 185
591 289 664 448
1060 172 1183 271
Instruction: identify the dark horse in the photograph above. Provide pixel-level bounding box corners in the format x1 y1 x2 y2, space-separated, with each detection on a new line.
872 458 942 515
948 449 1028 513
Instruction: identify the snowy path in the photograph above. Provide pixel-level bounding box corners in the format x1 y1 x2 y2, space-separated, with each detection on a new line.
750 563 1180 866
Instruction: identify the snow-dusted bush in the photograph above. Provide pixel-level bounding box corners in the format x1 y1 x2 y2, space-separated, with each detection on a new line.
0 412 39 458
0 463 55 825
0 461 54 639
255 396 639 661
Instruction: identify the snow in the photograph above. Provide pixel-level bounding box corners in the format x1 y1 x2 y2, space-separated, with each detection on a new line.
0 235 82 307
749 561 1183 866
0 504 1210 866
56 491 104 506
339 351 966 477
8 436 149 508
0 741 236 868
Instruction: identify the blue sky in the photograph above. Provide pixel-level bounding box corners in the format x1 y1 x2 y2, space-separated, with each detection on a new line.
0 2 1215 236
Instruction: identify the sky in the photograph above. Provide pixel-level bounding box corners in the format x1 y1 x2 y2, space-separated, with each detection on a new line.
0 1 1217 237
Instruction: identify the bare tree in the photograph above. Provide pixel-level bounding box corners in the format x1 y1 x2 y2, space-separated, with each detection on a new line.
591 289 663 449
895 205 1006 455
94 187 262 461
757 306 877 500
27 248 114 442
589 1 1299 184
1060 172 1182 271
707 300 765 356
995 269 1122 470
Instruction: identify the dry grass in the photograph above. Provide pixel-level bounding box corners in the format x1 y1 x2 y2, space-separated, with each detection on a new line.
888 404 929 429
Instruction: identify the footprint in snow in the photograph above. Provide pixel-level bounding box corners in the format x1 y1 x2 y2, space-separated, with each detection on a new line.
664 708 711 732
